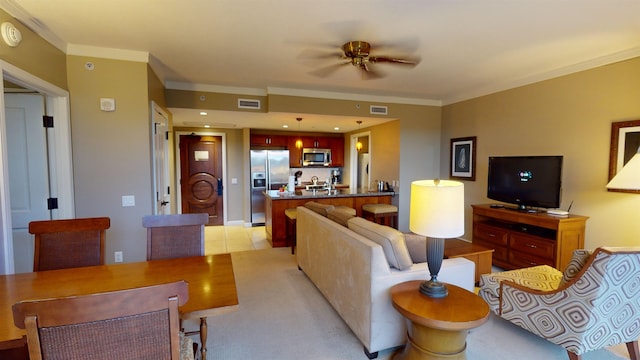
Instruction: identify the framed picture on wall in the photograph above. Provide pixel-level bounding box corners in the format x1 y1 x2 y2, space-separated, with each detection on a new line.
450 136 476 181
608 119 640 193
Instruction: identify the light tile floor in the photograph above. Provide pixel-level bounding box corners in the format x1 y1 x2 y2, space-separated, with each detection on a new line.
204 225 271 255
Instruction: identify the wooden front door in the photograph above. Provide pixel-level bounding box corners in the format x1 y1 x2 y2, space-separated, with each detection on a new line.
179 135 223 225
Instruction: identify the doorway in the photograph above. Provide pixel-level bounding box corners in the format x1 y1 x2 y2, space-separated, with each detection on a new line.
350 131 372 192
176 132 226 226
151 102 170 215
0 61 74 274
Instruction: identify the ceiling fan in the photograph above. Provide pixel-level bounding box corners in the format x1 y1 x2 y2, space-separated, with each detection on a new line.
304 40 420 80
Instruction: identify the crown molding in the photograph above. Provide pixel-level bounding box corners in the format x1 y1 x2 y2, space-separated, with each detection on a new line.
165 82 267 96
66 44 148 62
266 87 441 106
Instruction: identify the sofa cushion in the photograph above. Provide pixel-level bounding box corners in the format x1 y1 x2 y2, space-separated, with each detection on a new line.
478 265 562 313
403 232 427 263
326 207 355 227
347 217 412 270
304 201 335 217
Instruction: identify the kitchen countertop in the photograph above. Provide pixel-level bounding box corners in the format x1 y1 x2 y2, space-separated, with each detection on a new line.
266 189 396 200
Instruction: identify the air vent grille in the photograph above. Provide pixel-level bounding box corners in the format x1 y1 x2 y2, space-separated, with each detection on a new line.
370 105 388 115
238 98 261 109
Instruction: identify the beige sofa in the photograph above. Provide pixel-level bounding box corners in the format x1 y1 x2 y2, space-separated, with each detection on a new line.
296 205 475 358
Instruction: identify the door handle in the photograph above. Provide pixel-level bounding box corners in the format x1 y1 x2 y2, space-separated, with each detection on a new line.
160 201 169 206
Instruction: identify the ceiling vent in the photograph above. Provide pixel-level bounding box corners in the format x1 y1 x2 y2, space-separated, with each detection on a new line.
238 98 261 110
370 105 388 115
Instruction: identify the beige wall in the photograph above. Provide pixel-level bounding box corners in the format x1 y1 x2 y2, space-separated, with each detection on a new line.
441 57 640 248
67 55 152 263
396 105 442 230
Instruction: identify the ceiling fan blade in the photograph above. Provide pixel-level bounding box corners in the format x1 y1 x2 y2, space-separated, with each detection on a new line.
309 61 350 78
369 56 420 66
297 49 344 62
360 62 385 80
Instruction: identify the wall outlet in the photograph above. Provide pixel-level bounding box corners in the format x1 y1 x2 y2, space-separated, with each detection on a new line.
114 251 123 263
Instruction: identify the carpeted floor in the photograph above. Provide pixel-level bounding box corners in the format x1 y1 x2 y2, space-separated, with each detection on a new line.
182 248 630 360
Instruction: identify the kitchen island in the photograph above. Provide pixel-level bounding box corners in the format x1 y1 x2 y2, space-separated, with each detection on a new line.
264 189 396 247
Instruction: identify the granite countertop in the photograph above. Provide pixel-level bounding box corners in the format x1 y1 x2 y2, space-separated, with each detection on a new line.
266 189 396 200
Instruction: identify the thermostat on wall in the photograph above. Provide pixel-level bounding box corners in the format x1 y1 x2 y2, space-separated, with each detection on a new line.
100 98 116 112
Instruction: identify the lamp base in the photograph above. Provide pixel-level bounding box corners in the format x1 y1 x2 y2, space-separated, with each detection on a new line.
419 280 448 298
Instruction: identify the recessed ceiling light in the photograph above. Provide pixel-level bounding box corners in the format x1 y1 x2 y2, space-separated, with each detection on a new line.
204 125 210 128
282 125 289 128
200 112 207 116
334 127 340 131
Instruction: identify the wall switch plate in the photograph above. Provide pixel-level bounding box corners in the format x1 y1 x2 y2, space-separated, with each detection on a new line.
114 251 123 263
100 98 116 111
231 177 238 184
122 195 135 207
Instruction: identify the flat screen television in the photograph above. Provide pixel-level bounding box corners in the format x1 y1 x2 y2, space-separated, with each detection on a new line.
487 155 563 210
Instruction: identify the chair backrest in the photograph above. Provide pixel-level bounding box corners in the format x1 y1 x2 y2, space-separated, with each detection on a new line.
142 213 208 261
12 281 189 360
560 247 640 346
29 217 110 272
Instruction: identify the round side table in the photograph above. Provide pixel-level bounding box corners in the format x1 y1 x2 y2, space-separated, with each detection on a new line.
391 280 489 360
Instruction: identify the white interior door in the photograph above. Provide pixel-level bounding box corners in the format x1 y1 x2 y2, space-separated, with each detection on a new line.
151 102 170 215
6 93 50 273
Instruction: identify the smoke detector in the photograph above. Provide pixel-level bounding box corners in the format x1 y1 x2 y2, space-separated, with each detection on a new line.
1 22 22 47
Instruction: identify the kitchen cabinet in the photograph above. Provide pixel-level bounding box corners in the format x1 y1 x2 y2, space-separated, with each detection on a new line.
287 137 303 167
329 137 344 167
265 191 393 247
250 134 288 148
295 136 330 149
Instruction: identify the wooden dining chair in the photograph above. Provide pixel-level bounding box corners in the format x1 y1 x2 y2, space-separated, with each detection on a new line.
142 213 208 261
12 281 190 360
29 217 110 272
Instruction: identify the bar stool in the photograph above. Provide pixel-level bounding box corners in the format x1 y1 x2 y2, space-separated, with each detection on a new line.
285 208 297 254
362 204 398 229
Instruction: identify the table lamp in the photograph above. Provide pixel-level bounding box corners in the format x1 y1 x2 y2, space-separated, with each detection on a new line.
409 179 464 298
607 147 640 191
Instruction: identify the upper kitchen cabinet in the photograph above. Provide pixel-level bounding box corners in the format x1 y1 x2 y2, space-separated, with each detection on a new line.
329 137 345 167
250 134 288 148
287 137 303 167
303 136 331 149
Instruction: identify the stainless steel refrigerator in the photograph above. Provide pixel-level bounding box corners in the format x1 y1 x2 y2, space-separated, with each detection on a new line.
250 150 290 225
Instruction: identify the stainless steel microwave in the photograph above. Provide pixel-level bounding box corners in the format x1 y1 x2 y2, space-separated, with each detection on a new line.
302 148 332 167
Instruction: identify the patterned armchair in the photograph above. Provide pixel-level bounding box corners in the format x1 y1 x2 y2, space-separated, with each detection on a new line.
479 247 640 360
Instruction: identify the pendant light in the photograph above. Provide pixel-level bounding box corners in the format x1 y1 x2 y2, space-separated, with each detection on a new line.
295 117 303 149
355 121 363 151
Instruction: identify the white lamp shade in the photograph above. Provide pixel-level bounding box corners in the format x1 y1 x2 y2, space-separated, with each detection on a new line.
409 180 465 238
607 153 640 190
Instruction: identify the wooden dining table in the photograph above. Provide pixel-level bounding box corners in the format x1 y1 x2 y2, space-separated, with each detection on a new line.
0 253 238 360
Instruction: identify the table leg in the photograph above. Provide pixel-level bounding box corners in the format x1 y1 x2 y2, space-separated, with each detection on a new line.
200 317 208 359
394 322 467 360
